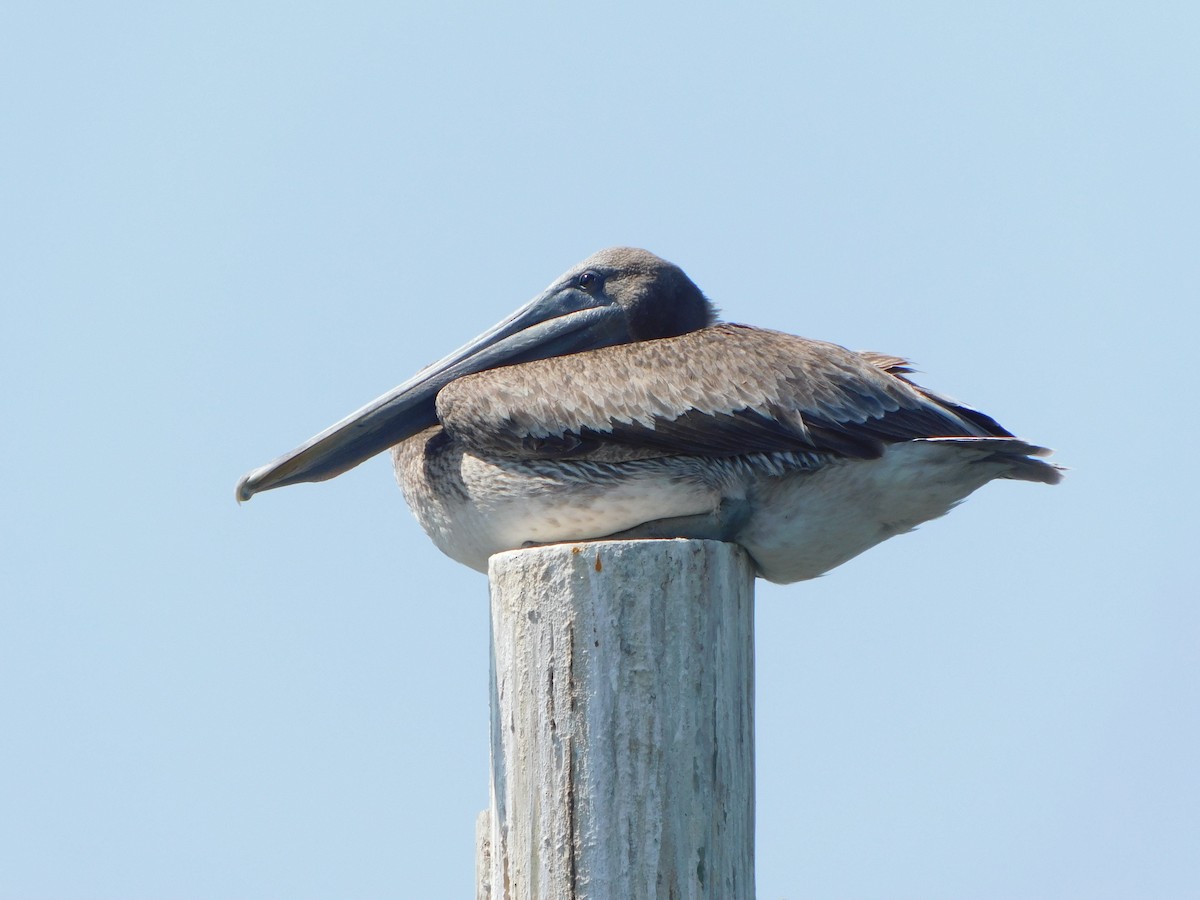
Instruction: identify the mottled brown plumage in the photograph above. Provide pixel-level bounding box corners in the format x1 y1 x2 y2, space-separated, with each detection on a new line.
436 323 1013 463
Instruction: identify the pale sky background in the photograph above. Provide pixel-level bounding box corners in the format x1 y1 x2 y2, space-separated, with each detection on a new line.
3 2 1197 898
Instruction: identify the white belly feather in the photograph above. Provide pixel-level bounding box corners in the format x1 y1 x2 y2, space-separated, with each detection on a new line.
395 431 1039 583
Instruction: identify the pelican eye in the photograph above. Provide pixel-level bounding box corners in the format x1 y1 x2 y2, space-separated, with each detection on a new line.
577 270 601 292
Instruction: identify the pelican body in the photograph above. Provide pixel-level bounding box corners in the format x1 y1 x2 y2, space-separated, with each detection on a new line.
237 248 1059 583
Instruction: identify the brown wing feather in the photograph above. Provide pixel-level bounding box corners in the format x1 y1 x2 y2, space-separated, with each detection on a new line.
434 324 1012 461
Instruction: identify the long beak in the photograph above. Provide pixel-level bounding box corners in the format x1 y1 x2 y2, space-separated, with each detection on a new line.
236 285 630 501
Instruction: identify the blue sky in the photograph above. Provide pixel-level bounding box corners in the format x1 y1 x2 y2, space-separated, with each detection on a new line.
2 2 1196 897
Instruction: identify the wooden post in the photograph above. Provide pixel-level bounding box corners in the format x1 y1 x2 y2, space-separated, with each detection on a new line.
477 539 756 900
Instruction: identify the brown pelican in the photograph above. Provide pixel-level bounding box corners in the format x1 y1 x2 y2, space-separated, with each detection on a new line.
237 247 1060 583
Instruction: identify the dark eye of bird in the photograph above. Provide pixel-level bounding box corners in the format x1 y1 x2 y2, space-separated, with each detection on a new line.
577 271 600 292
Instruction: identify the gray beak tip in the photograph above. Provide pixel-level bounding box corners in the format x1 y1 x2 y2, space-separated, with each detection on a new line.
235 473 257 504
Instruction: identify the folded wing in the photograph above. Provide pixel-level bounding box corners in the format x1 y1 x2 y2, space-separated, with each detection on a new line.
434 323 1025 463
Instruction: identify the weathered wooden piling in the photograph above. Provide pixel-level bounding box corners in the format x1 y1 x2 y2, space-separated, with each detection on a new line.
477 539 756 900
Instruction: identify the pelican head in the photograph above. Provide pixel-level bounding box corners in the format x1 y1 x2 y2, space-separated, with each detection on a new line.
236 248 717 501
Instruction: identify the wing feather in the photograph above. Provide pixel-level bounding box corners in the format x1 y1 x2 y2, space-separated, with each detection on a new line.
435 324 1013 462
